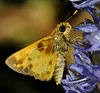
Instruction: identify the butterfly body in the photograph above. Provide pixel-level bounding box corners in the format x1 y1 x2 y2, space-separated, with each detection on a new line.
5 22 72 85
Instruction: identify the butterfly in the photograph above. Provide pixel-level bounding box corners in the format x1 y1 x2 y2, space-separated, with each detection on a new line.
5 22 72 85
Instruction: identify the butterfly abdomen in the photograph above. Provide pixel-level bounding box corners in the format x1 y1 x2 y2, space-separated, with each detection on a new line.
53 31 70 85
54 53 65 85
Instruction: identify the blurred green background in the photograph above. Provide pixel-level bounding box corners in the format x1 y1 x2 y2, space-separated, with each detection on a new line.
0 0 76 93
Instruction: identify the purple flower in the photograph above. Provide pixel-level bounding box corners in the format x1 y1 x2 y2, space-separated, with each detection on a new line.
61 50 100 93
85 6 100 23
72 21 100 51
72 0 100 10
71 0 100 23
69 0 82 2
61 0 100 93
62 71 86 93
71 0 100 51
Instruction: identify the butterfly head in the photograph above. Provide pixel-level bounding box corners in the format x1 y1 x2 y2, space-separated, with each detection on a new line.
56 22 72 41
57 22 71 34
51 22 72 36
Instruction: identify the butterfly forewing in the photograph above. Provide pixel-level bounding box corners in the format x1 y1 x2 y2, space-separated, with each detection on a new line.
6 36 57 81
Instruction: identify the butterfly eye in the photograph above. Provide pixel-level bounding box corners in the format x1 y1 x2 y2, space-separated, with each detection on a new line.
59 25 66 32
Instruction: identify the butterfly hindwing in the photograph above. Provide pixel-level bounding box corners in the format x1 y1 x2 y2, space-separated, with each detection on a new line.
6 36 57 81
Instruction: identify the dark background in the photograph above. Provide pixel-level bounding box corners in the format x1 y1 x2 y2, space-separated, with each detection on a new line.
0 0 76 93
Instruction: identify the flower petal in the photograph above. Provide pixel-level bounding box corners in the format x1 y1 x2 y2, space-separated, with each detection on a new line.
69 64 91 76
75 24 100 32
72 51 83 64
72 0 100 9
85 6 100 23
85 18 93 24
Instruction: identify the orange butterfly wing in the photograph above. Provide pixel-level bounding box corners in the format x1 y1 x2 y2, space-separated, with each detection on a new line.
6 36 57 81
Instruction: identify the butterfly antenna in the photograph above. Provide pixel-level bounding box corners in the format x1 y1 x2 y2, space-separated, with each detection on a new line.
66 10 78 22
